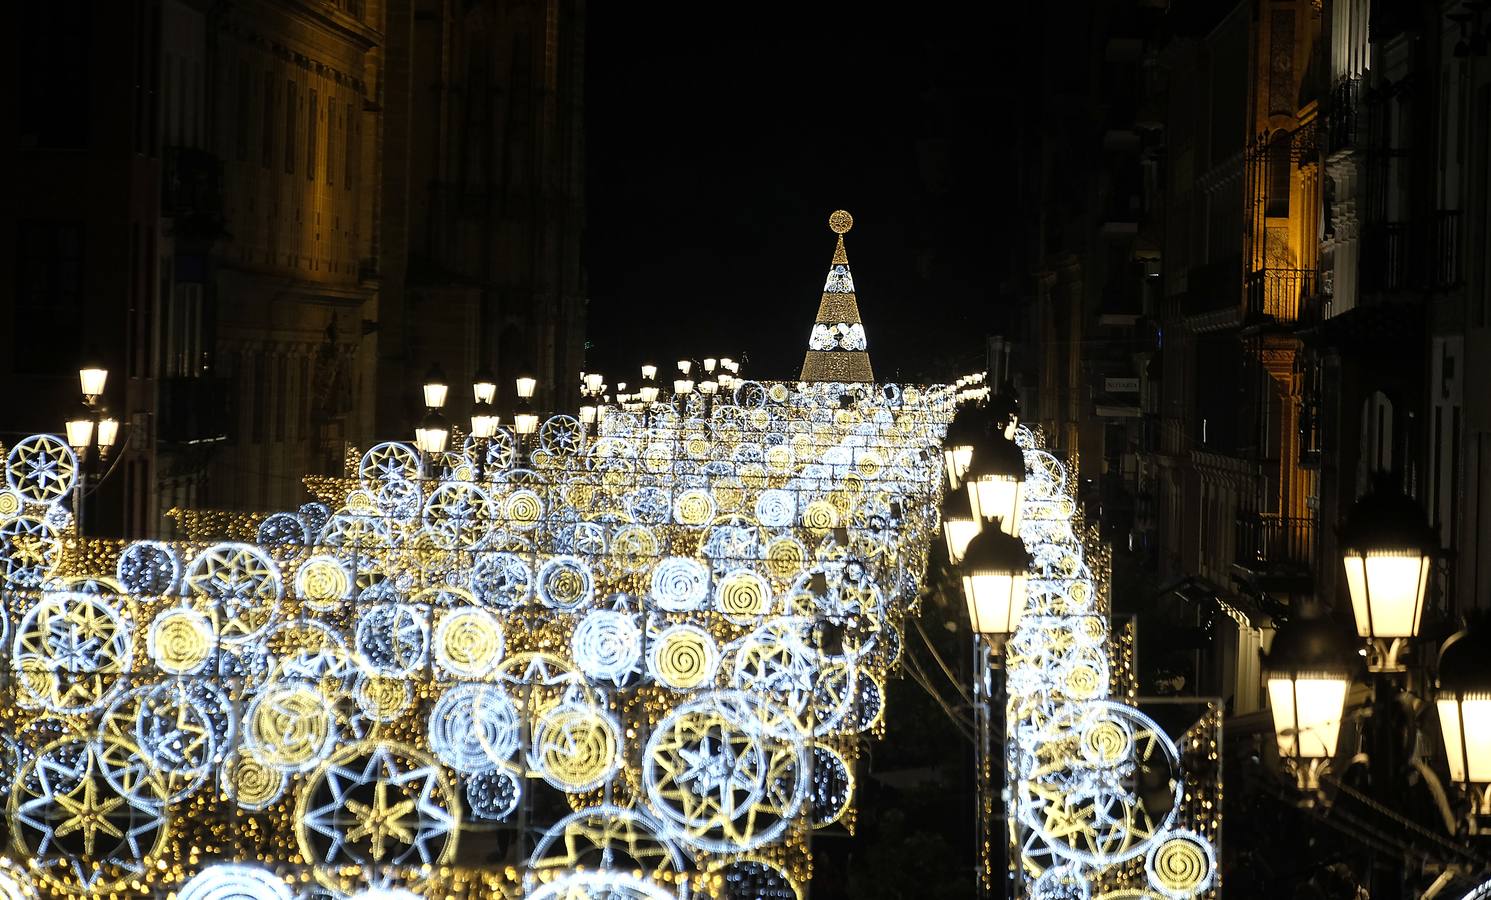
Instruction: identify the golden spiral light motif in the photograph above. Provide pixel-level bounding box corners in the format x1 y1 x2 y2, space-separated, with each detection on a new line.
436 607 504 678
225 749 286 810
295 555 351 609
674 490 715 526
650 625 718 691
765 445 795 475
767 383 791 403
505 490 545 530
1081 719 1133 765
765 538 807 581
716 569 769 620
802 500 839 532
1147 831 1213 896
828 209 854 233
1064 663 1104 700
356 674 412 722
532 706 619 792
686 436 710 459
148 607 216 675
247 683 333 771
0 488 21 518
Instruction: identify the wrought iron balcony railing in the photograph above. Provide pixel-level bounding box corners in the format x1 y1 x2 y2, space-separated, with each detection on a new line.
1234 512 1316 573
1245 267 1317 323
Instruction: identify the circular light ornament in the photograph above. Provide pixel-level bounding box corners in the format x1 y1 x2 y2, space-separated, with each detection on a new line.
175 864 292 900
294 554 352 610
6 434 77 504
536 555 595 611
433 606 505 678
649 623 720 691
572 610 643 685
715 568 771 624
148 606 217 675
116 539 181 595
1144 829 1216 898
649 556 709 612
529 703 622 792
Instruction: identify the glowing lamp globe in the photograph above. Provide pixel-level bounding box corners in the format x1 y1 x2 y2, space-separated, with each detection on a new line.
96 415 120 452
964 433 1027 537
1437 624 1491 787
422 364 449 410
64 409 94 453
515 368 538 401
79 360 109 401
641 363 658 381
472 365 497 405
514 400 539 436
1339 482 1437 641
470 401 498 439
941 486 979 565
1263 607 1358 760
942 405 986 490
957 525 1032 637
414 411 450 453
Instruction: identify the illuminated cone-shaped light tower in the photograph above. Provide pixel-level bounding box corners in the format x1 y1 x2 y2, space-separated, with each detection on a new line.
1264 603 1360 795
800 210 874 384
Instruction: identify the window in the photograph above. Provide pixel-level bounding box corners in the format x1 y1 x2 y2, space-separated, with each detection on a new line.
284 80 298 175
261 72 275 168
326 103 336 185
18 3 90 148
252 352 268 443
345 103 356 189
306 89 318 181
163 283 204 378
1266 134 1291 218
14 222 84 375
236 60 251 162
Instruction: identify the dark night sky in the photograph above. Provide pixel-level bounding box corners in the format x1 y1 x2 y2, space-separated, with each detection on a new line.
585 9 1016 387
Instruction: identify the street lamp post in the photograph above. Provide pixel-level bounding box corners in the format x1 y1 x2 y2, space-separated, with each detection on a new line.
64 359 120 533
1263 603 1359 796
1339 477 1437 671
1437 622 1491 829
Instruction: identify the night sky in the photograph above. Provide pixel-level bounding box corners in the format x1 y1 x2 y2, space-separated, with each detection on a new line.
585 9 1014 387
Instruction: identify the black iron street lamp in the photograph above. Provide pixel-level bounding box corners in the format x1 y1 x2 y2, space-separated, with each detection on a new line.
1263 603 1360 795
1339 478 1437 671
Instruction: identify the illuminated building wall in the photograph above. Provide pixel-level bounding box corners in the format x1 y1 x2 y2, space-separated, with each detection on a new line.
373 0 587 438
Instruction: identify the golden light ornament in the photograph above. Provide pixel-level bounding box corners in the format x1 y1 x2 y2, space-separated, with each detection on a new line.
1436 624 1491 814
957 524 1032 638
1338 481 1436 652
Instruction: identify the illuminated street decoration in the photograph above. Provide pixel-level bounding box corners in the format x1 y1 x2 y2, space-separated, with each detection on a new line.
0 213 1223 898
1006 424 1222 899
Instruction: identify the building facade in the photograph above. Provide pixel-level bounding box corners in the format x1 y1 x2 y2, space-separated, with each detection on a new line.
1011 0 1491 891
1 0 584 536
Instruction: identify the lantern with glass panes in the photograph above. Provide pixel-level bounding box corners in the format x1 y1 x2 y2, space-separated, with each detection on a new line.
1263 603 1361 796
1339 478 1438 671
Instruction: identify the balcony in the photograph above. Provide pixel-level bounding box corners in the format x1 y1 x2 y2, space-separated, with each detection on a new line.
1360 211 1462 294
1245 267 1316 323
1231 512 1314 594
1327 76 1362 156
162 147 225 239
158 377 233 445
